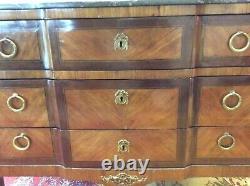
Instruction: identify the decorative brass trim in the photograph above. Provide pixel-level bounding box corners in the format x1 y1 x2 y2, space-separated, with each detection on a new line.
222 90 242 111
7 93 26 112
115 89 128 105
0 37 17 59
229 31 250 53
217 132 235 151
114 33 128 51
12 133 31 151
118 139 130 153
101 172 147 185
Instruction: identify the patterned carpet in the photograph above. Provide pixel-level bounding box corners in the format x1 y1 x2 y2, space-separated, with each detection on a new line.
3 177 249 186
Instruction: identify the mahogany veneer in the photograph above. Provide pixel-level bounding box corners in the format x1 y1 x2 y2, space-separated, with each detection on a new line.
1 2 250 185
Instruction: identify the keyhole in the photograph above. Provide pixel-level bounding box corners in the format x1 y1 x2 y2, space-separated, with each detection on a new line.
119 40 123 48
120 96 124 103
121 145 126 151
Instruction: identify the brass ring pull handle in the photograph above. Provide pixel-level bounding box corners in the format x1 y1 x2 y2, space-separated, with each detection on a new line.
0 37 17 59
7 93 26 112
102 172 147 185
12 133 31 151
217 132 235 151
222 90 242 111
229 31 250 53
115 89 128 105
114 33 128 51
118 139 130 153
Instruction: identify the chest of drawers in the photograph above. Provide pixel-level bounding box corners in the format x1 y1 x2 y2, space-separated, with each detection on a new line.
1 1 250 185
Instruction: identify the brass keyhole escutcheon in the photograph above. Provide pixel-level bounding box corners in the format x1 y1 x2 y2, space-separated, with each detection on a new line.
118 139 130 153
115 90 128 105
114 33 128 51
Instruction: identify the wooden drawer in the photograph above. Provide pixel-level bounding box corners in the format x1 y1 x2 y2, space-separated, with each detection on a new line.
56 80 189 129
194 127 250 164
0 128 54 164
0 80 51 127
66 129 184 167
195 76 250 127
200 15 250 67
49 17 194 70
0 21 44 69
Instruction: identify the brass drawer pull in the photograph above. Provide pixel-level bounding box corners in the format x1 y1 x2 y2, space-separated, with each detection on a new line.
218 132 235 150
7 93 26 112
102 172 147 185
229 31 250 53
13 133 31 151
114 33 128 51
222 90 242 111
115 90 128 105
118 139 130 153
0 37 17 59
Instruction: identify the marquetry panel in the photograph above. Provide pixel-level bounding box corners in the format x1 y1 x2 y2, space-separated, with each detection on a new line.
70 130 177 162
195 77 250 127
48 17 194 70
56 79 189 129
200 15 250 67
0 21 44 69
195 127 250 160
0 128 54 161
0 80 52 127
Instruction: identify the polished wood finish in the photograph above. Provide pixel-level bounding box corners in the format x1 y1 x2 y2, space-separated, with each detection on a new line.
195 76 250 127
194 127 250 162
45 3 250 19
0 80 51 128
0 21 44 70
2 2 250 183
49 17 194 70
70 130 177 162
65 88 179 129
0 128 54 163
55 79 189 129
59 28 182 61
199 15 250 67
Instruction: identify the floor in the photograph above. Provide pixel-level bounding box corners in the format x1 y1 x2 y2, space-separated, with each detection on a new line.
2 177 249 186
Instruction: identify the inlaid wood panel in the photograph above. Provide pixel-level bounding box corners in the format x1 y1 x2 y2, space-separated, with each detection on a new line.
69 130 178 162
0 80 53 128
200 15 250 67
0 21 44 69
0 128 54 163
48 17 194 70
195 76 250 127
55 79 189 129
194 127 250 163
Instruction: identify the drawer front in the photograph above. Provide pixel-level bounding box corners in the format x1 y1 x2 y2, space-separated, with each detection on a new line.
49 17 194 70
194 127 250 161
56 80 189 129
0 128 54 161
200 15 250 67
0 21 44 69
69 130 179 163
0 80 50 127
195 77 250 127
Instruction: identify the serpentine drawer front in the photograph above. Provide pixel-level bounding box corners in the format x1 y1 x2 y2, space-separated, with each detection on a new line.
56 79 189 129
2 1 250 185
49 17 194 70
